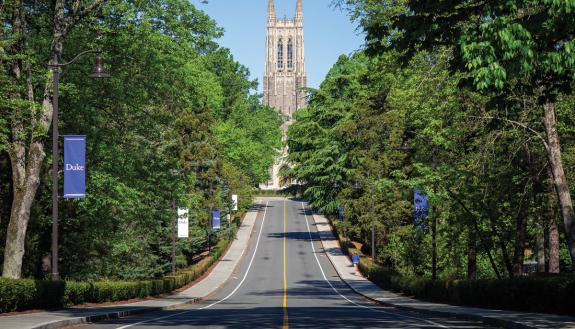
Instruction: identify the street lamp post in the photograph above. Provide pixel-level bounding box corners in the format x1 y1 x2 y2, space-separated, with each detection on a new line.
369 183 375 263
172 200 177 276
48 50 110 281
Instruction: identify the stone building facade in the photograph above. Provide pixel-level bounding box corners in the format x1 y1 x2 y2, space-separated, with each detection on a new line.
263 0 307 118
261 0 307 190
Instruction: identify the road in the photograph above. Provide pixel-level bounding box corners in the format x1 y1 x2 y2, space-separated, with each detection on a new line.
81 198 496 329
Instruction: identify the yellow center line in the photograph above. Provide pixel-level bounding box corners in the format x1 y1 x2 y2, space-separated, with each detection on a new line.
283 199 289 329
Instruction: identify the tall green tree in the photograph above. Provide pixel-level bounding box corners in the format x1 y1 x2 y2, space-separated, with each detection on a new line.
1 0 106 279
341 0 575 270
1 0 281 280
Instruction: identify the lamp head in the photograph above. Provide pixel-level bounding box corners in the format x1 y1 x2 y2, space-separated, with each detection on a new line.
89 53 110 78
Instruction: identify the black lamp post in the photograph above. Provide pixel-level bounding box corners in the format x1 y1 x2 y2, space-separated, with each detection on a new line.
48 50 110 281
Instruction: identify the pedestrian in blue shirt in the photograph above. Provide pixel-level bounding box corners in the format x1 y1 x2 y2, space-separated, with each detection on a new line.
352 252 360 273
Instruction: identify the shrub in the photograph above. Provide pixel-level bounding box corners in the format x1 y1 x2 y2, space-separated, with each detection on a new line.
0 234 234 313
0 278 37 313
331 215 575 316
358 260 575 316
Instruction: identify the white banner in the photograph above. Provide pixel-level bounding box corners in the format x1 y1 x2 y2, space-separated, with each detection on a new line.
232 194 238 211
177 208 189 238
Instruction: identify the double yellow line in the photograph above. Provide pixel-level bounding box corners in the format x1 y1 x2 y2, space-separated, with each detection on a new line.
283 199 289 329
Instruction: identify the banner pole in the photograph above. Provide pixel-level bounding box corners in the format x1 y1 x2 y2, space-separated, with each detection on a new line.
208 207 212 255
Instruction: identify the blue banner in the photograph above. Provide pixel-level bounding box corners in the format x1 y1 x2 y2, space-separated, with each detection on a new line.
212 208 221 229
414 189 429 222
64 135 86 198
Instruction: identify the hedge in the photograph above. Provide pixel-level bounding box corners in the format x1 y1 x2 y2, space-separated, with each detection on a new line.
0 238 231 313
356 255 575 316
331 216 575 316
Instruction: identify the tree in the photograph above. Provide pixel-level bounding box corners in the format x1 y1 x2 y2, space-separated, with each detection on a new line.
1 0 281 280
287 54 368 213
2 0 106 278
341 0 575 270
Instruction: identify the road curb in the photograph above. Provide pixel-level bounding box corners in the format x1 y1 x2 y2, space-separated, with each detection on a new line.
343 286 533 329
31 297 202 329
311 213 538 329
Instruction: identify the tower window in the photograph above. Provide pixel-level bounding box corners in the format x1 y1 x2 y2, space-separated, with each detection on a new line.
287 39 293 69
278 39 284 69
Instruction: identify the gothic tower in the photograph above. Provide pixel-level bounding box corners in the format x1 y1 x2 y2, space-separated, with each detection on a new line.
264 0 307 118
261 0 307 190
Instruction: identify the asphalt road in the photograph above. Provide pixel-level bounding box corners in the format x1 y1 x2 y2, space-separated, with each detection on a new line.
80 198 496 329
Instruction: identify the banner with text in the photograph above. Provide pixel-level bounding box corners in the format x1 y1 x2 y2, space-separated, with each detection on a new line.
177 208 189 238
212 208 221 229
64 135 86 198
232 195 238 211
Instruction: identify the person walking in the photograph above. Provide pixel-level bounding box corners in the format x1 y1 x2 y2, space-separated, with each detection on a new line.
352 252 360 274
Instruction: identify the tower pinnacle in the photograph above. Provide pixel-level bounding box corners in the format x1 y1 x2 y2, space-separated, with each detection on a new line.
296 0 303 17
268 0 276 20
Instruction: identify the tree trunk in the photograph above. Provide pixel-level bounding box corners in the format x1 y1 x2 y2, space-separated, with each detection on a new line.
543 101 575 271
467 227 477 280
534 161 547 273
548 210 560 273
492 215 513 277
2 144 45 278
536 231 546 273
511 197 529 277
448 190 502 279
547 167 560 273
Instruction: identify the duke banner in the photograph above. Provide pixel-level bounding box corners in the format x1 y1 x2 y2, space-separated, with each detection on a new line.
212 208 221 229
414 189 429 221
177 208 189 238
64 135 86 198
232 194 238 211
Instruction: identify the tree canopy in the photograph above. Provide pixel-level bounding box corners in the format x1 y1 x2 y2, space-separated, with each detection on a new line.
0 0 281 280
288 0 575 277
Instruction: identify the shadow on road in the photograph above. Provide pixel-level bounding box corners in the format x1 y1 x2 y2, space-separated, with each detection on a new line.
84 304 495 329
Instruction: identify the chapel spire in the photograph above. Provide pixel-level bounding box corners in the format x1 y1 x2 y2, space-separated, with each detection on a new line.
296 0 303 18
268 0 276 20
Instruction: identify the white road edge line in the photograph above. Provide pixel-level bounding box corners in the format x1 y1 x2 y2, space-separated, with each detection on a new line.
116 201 270 329
300 201 450 329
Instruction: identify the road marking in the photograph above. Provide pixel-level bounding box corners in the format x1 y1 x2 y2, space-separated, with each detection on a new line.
300 202 450 329
115 201 270 329
283 199 289 329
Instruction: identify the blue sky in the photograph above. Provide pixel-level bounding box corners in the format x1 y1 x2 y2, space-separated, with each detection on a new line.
195 0 365 92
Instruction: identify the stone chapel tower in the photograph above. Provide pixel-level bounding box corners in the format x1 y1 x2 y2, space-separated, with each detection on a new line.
264 0 307 118
261 0 307 190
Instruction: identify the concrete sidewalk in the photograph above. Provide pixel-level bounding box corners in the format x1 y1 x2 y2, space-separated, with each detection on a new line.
0 202 263 329
312 213 575 329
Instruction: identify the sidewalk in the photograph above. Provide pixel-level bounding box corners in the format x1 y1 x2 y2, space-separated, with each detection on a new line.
0 202 262 329
312 213 575 329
